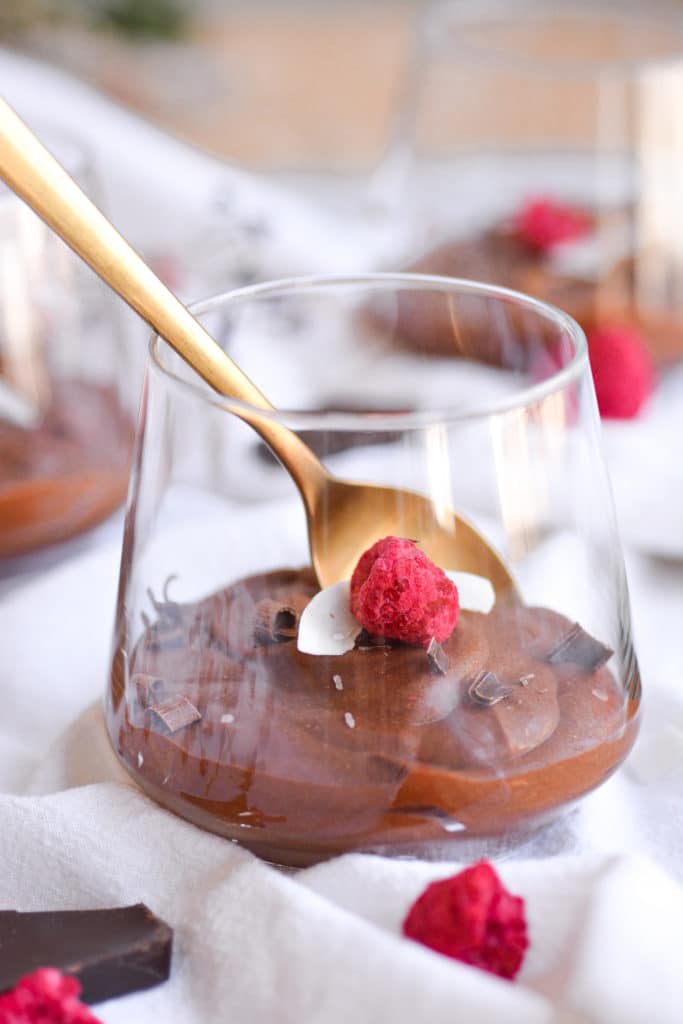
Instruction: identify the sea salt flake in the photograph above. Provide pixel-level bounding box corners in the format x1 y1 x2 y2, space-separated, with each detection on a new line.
333 674 343 690
344 712 356 729
221 713 235 724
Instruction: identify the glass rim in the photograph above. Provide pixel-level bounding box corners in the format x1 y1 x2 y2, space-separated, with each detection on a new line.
422 0 683 77
148 272 589 429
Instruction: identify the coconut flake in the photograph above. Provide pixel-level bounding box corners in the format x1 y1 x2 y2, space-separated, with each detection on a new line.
297 580 362 656
445 571 495 614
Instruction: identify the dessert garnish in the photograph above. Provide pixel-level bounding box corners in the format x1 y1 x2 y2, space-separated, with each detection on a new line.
513 196 593 251
0 968 102 1023
402 861 528 980
426 637 449 675
133 673 168 708
148 695 202 733
546 623 613 672
297 540 494 657
349 537 460 648
253 600 298 644
353 629 389 650
0 905 172 1006
586 323 656 420
297 580 363 656
468 670 512 707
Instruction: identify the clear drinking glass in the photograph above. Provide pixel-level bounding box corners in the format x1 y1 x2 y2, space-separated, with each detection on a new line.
106 274 640 867
382 0 683 364
0 132 135 559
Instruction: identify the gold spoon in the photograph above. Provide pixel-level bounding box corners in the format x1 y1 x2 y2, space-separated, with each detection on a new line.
0 99 515 595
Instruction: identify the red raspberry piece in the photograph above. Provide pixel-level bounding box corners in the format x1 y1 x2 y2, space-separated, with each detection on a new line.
0 968 102 1024
587 323 656 419
514 196 592 251
402 861 528 980
349 536 459 647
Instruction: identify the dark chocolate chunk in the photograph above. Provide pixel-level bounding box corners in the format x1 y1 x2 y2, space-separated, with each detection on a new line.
426 637 449 675
0 904 172 1005
148 695 201 733
253 600 298 644
546 623 613 672
468 670 512 706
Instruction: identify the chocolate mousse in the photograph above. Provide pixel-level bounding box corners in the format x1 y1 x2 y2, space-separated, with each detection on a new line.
0 379 134 557
388 220 683 365
107 568 639 867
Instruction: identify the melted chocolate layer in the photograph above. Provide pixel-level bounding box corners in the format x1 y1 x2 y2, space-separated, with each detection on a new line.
108 569 639 866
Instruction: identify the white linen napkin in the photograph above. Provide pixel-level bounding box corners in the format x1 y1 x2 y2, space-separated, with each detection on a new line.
0 509 681 1023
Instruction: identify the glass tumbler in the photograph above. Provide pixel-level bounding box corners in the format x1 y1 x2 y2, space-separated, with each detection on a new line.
107 274 640 867
0 131 135 559
383 0 683 365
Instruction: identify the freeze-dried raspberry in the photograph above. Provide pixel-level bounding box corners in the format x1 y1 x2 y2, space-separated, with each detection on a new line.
587 323 655 419
0 968 102 1024
349 537 459 647
514 197 592 251
402 861 528 980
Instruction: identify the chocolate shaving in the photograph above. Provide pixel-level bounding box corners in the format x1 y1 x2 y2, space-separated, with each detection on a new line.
354 629 389 650
426 637 449 675
546 623 613 672
468 670 512 706
253 600 298 644
147 625 185 653
162 574 179 603
0 904 172 1004
146 584 182 628
148 695 201 733
132 673 168 708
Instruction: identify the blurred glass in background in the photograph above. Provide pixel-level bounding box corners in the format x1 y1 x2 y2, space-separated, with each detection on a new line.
0 132 135 561
379 0 683 365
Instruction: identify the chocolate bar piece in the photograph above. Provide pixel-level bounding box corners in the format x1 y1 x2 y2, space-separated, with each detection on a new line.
546 623 613 672
0 904 172 1004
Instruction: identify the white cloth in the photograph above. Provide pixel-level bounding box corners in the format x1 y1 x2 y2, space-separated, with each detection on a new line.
2 49 683 1024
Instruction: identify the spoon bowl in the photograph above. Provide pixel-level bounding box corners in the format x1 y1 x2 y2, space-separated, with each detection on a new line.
0 100 515 595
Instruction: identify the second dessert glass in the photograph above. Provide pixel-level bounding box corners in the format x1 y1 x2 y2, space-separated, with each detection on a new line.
0 132 134 561
385 0 683 364
106 274 640 867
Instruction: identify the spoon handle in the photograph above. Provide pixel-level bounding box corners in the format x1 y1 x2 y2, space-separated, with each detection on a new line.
0 100 325 499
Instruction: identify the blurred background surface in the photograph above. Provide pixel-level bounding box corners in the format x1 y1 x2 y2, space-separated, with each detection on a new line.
1 0 419 174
